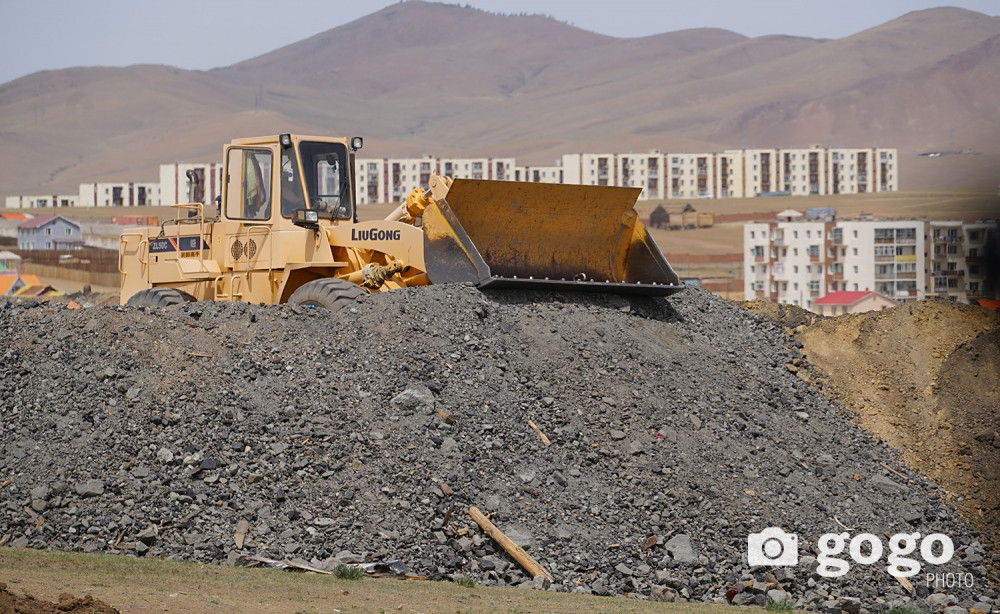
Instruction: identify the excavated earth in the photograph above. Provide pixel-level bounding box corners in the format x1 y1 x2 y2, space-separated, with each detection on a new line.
0 285 997 611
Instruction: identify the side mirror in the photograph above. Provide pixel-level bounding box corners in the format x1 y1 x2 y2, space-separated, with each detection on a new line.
292 208 319 230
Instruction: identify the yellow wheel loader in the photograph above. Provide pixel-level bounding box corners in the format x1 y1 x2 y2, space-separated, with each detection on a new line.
118 134 683 309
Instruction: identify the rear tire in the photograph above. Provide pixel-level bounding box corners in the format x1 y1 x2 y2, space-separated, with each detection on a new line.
126 287 196 308
288 278 366 311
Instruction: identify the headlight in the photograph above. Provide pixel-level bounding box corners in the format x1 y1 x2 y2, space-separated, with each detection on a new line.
350 137 363 151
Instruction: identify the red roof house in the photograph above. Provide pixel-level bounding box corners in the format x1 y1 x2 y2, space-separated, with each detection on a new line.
813 290 897 316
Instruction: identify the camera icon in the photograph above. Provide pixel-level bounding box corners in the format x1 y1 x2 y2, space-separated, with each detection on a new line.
748 527 799 566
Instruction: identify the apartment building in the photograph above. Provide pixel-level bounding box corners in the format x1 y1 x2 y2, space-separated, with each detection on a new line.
714 150 745 198
353 156 517 204
927 220 998 303
746 213 995 311
3 147 899 209
666 154 715 199
4 194 78 209
514 165 563 184
616 152 664 200
159 162 222 205
745 212 926 311
561 153 616 187
776 148 826 196
78 182 161 208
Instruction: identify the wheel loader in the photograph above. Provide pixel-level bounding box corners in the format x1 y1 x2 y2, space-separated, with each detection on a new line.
118 134 683 309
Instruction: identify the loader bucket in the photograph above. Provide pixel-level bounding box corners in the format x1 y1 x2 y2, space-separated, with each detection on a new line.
422 179 684 296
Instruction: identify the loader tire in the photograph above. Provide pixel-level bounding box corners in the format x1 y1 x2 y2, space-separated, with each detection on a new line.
126 287 196 308
288 278 366 311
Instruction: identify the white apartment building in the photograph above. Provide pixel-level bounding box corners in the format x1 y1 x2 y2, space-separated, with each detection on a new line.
4 194 78 209
745 213 927 311
776 148 826 196
355 158 385 205
3 147 899 209
715 150 745 198
616 152 664 200
159 162 223 205
667 153 714 199
355 156 517 204
561 153 616 187
78 182 161 208
514 165 563 184
927 220 998 304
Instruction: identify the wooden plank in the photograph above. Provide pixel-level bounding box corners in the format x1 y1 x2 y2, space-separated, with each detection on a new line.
527 420 551 446
468 506 553 583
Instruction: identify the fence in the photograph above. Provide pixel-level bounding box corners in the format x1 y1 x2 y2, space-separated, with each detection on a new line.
18 262 120 288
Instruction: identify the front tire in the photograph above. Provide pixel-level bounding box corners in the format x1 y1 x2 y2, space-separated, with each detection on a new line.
125 287 196 308
288 278 366 311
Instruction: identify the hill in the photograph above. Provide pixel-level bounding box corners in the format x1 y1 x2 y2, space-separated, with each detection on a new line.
1 2 998 195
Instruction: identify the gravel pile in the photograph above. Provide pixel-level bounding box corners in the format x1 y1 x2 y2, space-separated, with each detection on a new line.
0 285 996 611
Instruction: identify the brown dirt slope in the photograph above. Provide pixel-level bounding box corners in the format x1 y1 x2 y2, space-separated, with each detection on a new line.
790 300 1000 546
0 582 119 614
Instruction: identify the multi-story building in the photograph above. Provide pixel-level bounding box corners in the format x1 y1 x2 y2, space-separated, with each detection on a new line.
561 153 616 187
4 194 78 208
159 163 222 206
926 220 999 303
355 156 517 203
514 165 563 184
745 212 925 310
745 213 995 311
714 150 745 198
776 148 826 196
615 152 664 200
3 147 899 209
78 182 161 208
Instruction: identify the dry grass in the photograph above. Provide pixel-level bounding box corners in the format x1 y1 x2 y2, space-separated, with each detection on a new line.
0 548 731 614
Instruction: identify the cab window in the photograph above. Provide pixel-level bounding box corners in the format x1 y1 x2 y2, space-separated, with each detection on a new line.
226 148 272 220
299 141 351 220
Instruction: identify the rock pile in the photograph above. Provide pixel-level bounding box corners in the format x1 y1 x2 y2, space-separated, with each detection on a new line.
0 285 995 611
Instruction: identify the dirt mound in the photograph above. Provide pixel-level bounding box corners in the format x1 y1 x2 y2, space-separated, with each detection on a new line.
794 300 1000 548
740 298 823 332
0 286 994 609
0 583 119 614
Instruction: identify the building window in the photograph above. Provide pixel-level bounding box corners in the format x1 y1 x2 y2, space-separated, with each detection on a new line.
809 281 819 292
809 245 819 257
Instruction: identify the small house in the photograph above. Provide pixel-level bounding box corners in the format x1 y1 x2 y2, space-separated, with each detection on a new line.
16 215 83 250
813 290 896 316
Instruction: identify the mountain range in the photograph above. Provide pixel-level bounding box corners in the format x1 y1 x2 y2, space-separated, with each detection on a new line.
1 1 998 197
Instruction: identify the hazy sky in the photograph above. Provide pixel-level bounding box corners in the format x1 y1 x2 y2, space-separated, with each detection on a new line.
1 0 996 84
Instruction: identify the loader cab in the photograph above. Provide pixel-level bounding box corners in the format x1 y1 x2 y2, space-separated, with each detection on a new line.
222 136 355 226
